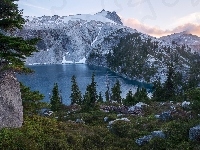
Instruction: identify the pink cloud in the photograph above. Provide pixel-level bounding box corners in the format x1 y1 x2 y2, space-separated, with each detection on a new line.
122 18 200 37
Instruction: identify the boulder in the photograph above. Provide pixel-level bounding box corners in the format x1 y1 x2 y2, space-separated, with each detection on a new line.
135 135 153 146
76 118 85 124
157 111 171 121
151 131 165 138
104 116 109 122
108 118 130 127
182 101 191 109
0 72 23 129
136 131 165 146
189 125 200 141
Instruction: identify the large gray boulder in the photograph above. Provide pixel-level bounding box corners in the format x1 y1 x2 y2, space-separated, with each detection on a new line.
0 72 23 129
189 125 200 141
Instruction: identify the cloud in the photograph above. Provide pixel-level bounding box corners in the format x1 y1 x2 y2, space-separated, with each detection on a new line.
174 12 200 26
122 17 200 37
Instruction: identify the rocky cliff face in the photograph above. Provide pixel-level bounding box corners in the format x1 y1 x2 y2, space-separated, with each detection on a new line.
0 71 23 129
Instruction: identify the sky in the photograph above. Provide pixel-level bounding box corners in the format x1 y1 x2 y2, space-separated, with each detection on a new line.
17 0 200 37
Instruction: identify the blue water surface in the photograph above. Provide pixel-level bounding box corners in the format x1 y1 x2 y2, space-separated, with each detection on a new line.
17 64 151 105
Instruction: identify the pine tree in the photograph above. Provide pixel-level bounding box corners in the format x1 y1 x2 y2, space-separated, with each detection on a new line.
97 92 103 103
50 83 62 111
123 90 136 106
105 89 110 102
163 62 175 100
152 78 165 101
20 82 48 115
0 0 39 73
82 73 98 109
70 75 82 105
134 86 149 103
111 79 122 104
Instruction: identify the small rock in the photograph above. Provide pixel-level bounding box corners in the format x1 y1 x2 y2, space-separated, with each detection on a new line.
108 118 130 126
117 114 123 117
159 111 171 121
182 101 191 109
151 131 165 138
135 135 153 146
76 118 85 124
155 115 160 119
104 117 109 122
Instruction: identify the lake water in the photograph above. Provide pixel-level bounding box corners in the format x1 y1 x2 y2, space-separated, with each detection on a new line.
17 64 152 105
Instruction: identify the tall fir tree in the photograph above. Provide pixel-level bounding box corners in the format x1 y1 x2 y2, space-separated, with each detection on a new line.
70 75 82 105
0 0 39 73
123 90 136 106
152 77 165 101
50 83 62 111
134 86 149 103
111 79 122 104
82 73 98 109
163 62 175 100
97 92 104 103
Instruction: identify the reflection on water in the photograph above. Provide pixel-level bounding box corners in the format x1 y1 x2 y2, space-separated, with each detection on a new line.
17 64 152 105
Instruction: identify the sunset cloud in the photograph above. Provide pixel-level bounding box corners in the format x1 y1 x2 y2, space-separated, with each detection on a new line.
122 18 200 38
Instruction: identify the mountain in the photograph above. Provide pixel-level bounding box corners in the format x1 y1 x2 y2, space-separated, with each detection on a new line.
159 31 200 53
15 10 200 83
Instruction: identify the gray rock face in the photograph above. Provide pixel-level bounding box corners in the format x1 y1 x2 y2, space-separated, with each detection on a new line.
0 72 23 129
189 125 200 141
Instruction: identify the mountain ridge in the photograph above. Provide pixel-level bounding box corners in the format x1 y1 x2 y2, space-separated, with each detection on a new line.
15 10 200 83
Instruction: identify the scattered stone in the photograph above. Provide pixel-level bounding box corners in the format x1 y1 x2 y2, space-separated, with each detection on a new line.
156 111 171 121
151 131 165 138
108 118 130 126
76 118 85 124
117 114 123 117
189 125 200 141
155 115 160 119
43 110 53 116
104 117 109 122
135 135 153 146
182 101 191 109
135 102 148 108
136 131 165 146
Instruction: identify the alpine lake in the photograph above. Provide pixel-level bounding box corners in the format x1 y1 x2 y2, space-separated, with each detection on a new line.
17 64 152 105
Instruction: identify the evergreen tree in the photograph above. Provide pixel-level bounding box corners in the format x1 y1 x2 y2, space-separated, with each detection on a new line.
163 63 175 100
20 82 48 115
50 83 62 111
134 86 149 103
70 75 82 105
82 73 98 109
0 0 39 73
111 79 122 104
186 54 200 89
105 73 111 103
152 78 165 101
97 92 104 103
105 89 110 103
123 90 136 106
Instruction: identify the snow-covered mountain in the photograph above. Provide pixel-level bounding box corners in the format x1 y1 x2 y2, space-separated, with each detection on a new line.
15 10 130 64
15 10 200 83
159 31 200 53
